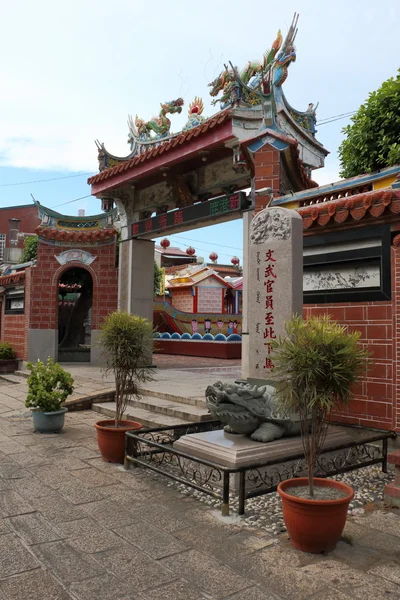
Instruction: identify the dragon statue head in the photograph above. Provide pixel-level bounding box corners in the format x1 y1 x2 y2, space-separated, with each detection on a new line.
161 97 184 115
208 69 233 97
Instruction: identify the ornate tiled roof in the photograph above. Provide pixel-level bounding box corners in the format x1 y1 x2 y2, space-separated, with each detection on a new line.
0 271 25 286
88 110 232 186
35 227 117 242
298 189 400 230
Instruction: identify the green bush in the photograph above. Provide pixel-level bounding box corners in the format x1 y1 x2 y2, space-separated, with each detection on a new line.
0 342 16 360
99 312 155 426
272 315 369 497
25 358 74 412
19 235 38 264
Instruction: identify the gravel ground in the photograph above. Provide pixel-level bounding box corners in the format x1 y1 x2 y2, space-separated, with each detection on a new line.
158 464 394 535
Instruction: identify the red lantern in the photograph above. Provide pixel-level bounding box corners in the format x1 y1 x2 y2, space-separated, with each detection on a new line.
160 238 170 249
186 246 196 256
209 252 218 263
231 256 240 266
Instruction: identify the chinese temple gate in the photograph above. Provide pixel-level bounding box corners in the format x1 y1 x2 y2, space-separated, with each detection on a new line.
89 15 327 333
0 203 118 364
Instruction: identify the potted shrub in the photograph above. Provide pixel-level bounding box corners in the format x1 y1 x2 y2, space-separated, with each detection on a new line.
273 315 369 554
95 312 154 463
0 342 19 374
25 358 74 433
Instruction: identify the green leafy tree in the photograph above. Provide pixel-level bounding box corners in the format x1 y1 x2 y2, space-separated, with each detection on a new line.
272 315 369 498
154 261 163 297
19 235 38 263
99 312 155 426
338 70 400 178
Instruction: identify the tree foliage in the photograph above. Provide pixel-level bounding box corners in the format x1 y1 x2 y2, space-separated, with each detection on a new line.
154 261 164 297
0 342 16 360
19 235 38 263
338 70 400 178
271 316 369 497
25 358 74 412
99 312 155 427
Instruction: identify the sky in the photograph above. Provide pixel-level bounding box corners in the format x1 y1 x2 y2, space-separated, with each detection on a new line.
1 0 399 264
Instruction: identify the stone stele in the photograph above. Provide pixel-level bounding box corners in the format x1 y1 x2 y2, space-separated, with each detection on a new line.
242 206 303 383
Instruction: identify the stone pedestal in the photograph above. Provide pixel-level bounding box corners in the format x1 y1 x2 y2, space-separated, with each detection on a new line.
242 207 303 381
384 450 400 507
175 429 272 469
174 429 291 492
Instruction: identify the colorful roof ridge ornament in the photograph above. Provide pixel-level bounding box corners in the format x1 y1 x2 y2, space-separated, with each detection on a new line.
128 98 184 149
182 97 205 131
208 13 298 110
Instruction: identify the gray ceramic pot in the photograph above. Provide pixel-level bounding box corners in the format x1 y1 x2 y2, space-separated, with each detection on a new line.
32 407 68 433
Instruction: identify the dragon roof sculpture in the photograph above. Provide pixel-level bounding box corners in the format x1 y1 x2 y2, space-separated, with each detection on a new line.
95 13 321 172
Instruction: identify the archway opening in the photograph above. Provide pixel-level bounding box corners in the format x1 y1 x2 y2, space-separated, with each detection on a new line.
58 267 93 362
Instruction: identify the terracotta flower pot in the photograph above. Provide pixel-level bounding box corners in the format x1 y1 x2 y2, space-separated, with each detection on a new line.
95 419 142 463
277 477 354 553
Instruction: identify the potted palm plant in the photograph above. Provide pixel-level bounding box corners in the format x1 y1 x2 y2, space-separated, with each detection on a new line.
25 358 74 433
95 311 154 463
272 315 369 554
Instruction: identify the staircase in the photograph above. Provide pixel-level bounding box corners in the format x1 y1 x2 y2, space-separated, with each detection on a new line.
91 388 211 428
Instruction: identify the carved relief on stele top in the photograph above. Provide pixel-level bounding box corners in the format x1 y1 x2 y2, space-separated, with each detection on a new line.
250 207 291 244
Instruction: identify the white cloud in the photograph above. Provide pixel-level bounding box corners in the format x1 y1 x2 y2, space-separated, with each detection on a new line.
0 0 399 174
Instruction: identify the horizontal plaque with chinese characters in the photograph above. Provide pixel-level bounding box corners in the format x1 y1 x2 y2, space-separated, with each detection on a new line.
242 207 303 382
131 192 248 238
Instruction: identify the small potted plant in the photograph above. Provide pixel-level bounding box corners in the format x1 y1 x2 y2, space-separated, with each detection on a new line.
25 358 74 433
0 342 19 374
272 315 369 554
95 311 154 463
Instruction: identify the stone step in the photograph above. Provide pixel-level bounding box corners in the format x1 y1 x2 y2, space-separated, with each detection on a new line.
13 370 30 380
128 395 211 422
0 374 24 385
141 388 206 408
91 402 189 428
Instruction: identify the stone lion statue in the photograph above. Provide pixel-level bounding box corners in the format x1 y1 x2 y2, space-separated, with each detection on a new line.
205 381 301 442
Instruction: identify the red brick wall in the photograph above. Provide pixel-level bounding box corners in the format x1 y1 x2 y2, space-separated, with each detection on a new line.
0 205 40 247
304 301 395 430
392 244 400 430
0 268 32 360
254 145 280 212
170 289 193 313
30 241 118 332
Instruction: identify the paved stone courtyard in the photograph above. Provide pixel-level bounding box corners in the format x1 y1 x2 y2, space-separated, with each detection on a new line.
0 370 400 599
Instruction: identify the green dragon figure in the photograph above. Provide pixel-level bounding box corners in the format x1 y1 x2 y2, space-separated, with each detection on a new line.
209 13 299 108
205 381 301 443
129 98 184 143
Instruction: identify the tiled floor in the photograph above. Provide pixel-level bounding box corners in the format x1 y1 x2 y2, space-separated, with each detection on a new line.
0 400 399 599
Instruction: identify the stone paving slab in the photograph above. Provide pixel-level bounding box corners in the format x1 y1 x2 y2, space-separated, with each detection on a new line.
0 402 399 599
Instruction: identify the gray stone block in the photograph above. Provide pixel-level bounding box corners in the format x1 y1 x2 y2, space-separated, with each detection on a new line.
70 574 137 600
10 512 64 545
115 520 188 559
56 518 124 553
161 549 250 599
31 540 103 584
0 490 34 517
0 533 40 577
93 545 175 592
0 569 72 600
